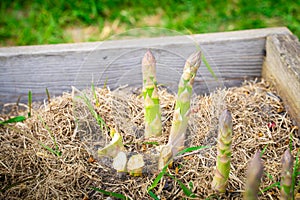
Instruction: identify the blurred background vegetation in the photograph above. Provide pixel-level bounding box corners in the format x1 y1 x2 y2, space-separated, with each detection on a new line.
1 0 299 46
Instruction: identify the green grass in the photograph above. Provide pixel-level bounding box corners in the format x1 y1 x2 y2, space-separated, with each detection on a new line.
0 116 26 125
75 90 107 131
147 146 209 198
92 187 131 200
38 116 62 157
1 0 299 46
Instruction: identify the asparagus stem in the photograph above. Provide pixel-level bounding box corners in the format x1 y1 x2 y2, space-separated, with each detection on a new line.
142 50 162 138
158 50 201 170
212 110 233 193
168 51 201 153
97 128 125 158
244 151 264 200
280 149 294 200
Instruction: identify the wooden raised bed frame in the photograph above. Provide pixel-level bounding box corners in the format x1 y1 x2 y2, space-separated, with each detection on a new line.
0 27 299 125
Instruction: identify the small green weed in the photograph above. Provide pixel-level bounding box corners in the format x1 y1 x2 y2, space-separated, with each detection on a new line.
92 187 131 200
76 90 107 131
38 116 62 157
0 116 26 125
147 146 209 198
28 90 32 117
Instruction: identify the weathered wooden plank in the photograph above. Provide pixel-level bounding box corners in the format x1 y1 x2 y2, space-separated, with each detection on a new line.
0 27 291 103
262 34 300 125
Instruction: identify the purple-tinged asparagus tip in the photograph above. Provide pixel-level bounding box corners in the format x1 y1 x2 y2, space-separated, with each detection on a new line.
244 151 264 200
142 50 156 67
186 50 202 68
219 110 233 133
282 149 293 169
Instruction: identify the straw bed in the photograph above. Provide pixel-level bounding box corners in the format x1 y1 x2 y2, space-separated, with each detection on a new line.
0 79 299 199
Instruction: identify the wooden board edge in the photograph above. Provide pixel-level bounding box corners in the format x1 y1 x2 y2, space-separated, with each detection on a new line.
262 33 300 126
0 27 291 56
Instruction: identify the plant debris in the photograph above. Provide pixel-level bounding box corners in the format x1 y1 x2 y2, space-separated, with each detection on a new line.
0 79 299 199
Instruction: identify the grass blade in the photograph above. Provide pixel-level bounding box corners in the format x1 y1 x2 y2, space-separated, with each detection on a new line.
149 146 207 197
92 187 130 200
201 54 217 80
291 150 299 198
261 182 280 193
76 93 107 131
188 32 217 80
147 161 170 192
167 173 196 198
38 116 62 157
260 144 268 157
178 180 196 197
0 116 26 125
148 191 160 200
37 141 61 157
28 90 32 117
45 88 51 103
176 146 209 156
91 82 100 107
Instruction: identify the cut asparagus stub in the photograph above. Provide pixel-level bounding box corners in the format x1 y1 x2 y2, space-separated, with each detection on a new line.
142 50 162 138
158 145 173 170
168 50 202 156
212 110 233 193
97 128 125 158
280 149 294 200
127 154 145 176
244 151 264 200
113 151 127 172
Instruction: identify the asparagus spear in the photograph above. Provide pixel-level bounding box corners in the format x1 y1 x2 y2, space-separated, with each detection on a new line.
167 50 201 154
244 151 264 200
280 149 294 200
211 110 233 193
158 50 201 170
142 50 162 138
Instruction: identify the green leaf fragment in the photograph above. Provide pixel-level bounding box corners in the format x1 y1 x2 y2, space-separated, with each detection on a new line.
28 90 32 117
0 116 26 125
176 145 210 156
148 191 160 200
92 187 130 200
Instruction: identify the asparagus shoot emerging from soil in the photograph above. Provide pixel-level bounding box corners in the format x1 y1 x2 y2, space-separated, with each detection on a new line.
142 50 162 138
98 128 125 158
244 151 264 200
280 149 294 200
158 50 201 170
127 154 145 176
211 110 233 193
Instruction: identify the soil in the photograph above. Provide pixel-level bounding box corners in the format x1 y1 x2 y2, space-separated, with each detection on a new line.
0 79 299 199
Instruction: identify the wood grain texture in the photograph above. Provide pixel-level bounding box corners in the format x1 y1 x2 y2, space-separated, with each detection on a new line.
262 34 300 125
0 27 292 103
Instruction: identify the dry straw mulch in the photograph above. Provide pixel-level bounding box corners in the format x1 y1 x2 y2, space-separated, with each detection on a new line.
0 79 299 199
